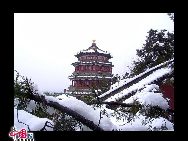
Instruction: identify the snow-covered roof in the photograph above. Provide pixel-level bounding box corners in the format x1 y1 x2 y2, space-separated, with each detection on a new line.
72 61 113 65
81 46 109 54
75 41 112 57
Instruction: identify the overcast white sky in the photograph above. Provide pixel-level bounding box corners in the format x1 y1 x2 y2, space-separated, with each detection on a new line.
14 13 174 93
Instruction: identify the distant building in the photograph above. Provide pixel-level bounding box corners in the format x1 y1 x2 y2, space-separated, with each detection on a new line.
68 40 114 94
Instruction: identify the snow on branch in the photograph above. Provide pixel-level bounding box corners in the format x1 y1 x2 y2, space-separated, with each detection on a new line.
99 59 173 101
26 93 116 131
14 108 54 131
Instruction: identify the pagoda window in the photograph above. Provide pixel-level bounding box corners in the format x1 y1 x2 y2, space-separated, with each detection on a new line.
98 56 102 61
76 81 79 87
97 65 100 71
93 65 96 71
89 66 92 71
101 67 103 72
86 80 89 86
104 67 106 72
104 66 106 71
81 66 84 71
85 66 88 71
105 66 109 72
108 67 110 71
87 56 91 60
82 81 84 87
102 66 105 71
85 81 87 87
95 65 98 71
97 66 99 71
104 67 107 71
79 80 82 87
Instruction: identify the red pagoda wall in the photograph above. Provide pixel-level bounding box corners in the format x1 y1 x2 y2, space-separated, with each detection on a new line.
159 84 174 110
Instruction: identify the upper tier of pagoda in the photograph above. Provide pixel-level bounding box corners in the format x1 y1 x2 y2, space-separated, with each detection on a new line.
75 40 112 59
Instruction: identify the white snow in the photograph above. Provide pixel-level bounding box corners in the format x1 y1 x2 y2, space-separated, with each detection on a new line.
46 107 56 115
14 108 54 131
117 121 148 131
26 100 37 113
105 67 171 102
149 117 174 131
80 47 110 55
78 61 112 65
14 91 173 131
14 58 174 131
123 84 169 110
47 94 116 131
99 59 173 99
109 112 173 131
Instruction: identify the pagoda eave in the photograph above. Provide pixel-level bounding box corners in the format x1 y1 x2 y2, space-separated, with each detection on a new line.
75 52 112 59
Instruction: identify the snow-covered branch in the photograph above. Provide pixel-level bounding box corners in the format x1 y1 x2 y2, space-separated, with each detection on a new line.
27 94 105 131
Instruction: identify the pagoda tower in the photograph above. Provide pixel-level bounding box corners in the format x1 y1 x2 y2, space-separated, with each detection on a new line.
68 40 114 94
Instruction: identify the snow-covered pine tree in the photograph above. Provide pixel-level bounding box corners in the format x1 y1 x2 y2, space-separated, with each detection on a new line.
130 29 174 76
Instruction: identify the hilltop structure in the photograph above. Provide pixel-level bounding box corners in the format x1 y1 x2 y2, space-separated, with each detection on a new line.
68 40 114 94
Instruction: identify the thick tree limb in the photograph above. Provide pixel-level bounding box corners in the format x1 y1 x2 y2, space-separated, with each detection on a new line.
28 93 104 131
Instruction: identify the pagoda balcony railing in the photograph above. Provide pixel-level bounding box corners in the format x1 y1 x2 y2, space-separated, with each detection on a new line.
72 61 113 66
72 71 112 76
68 85 92 92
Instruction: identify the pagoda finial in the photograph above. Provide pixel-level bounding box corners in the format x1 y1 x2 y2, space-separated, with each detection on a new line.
92 40 96 43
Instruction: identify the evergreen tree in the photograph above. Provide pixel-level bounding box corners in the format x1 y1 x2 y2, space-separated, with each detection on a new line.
167 13 174 22
130 29 174 76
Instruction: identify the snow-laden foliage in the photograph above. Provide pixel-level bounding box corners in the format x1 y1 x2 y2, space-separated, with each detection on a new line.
124 84 169 110
14 108 54 131
14 69 174 131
